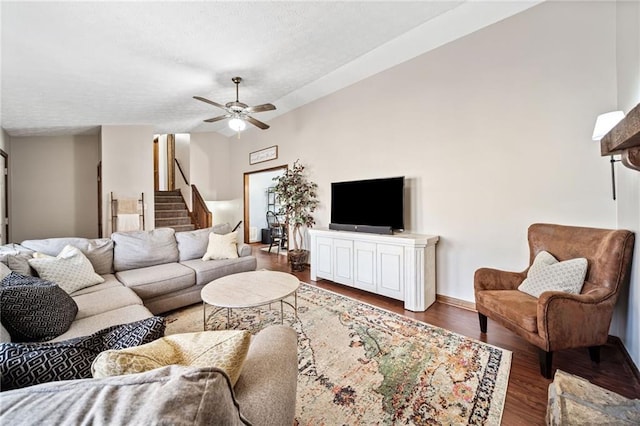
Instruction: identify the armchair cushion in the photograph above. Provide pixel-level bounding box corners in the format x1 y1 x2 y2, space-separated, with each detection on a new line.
517 251 587 298
476 289 538 333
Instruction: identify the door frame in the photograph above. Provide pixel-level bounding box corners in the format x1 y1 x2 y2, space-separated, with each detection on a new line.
242 164 288 243
0 149 8 243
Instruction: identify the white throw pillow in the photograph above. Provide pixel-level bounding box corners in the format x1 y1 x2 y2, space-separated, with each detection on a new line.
202 232 239 261
518 250 587 298
28 245 104 294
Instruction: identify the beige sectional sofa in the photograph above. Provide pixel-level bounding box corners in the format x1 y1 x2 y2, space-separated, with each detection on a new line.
0 225 299 425
0 223 257 342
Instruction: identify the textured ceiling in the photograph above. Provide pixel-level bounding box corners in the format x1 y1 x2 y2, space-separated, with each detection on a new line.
1 1 539 137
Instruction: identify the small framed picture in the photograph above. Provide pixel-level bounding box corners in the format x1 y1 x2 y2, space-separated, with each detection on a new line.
249 145 278 165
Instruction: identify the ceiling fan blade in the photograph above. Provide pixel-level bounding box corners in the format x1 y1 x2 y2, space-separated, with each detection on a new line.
244 103 276 113
193 96 226 110
245 115 270 130
203 114 230 123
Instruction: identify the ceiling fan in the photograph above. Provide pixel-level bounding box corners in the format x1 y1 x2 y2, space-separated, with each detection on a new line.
194 77 276 131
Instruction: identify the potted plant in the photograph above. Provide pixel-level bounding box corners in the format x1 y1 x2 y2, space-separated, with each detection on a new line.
272 160 319 271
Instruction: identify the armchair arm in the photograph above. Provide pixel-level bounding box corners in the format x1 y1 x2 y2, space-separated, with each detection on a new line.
537 285 614 351
474 267 527 292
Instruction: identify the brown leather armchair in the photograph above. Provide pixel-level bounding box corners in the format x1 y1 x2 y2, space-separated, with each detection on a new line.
474 223 635 378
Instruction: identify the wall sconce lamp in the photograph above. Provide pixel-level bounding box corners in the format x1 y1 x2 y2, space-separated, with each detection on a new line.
592 111 625 200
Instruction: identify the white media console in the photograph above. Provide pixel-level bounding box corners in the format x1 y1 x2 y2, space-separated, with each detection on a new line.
308 228 439 312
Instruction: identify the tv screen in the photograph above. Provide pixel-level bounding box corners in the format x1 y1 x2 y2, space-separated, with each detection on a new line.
331 176 404 231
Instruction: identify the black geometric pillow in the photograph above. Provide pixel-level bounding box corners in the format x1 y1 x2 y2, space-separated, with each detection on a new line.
0 272 78 342
0 316 166 391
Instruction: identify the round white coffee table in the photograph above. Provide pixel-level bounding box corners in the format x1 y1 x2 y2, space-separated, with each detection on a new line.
201 270 300 329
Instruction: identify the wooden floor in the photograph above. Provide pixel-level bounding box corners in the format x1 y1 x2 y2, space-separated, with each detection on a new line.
253 244 640 425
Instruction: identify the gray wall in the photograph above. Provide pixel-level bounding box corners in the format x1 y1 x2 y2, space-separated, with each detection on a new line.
10 134 100 241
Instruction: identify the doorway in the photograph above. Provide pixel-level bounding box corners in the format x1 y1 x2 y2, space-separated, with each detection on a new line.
0 149 8 243
242 165 287 244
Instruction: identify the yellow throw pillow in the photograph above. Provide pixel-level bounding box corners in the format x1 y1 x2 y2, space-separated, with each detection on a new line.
202 232 239 260
91 330 251 385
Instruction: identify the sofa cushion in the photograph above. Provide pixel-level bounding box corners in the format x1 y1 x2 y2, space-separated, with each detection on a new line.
51 305 154 342
0 245 35 276
73 285 143 320
0 365 249 426
0 273 78 342
518 251 588 298
181 256 257 286
3 253 34 276
28 245 104 294
21 237 114 275
176 224 234 261
203 232 239 261
0 262 10 279
112 228 179 272
115 263 195 299
69 274 123 296
0 316 165 391
92 330 251 385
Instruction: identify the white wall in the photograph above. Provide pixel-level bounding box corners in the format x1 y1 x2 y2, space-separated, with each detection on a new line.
613 0 640 370
9 134 100 241
174 133 191 208
190 132 232 200
101 125 154 235
226 2 618 303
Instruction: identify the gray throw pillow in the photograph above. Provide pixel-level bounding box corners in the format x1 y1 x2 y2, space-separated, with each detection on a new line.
175 224 233 261
176 227 213 261
5 254 34 276
0 273 78 342
0 316 165 391
0 366 250 425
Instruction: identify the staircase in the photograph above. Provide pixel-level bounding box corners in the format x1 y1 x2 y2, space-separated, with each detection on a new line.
154 190 195 232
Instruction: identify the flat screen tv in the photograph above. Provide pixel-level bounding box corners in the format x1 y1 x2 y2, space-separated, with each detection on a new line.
330 176 404 234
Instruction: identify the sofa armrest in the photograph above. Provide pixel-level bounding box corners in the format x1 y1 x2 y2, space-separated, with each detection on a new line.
474 267 527 292
537 285 614 351
237 243 252 257
234 325 297 425
0 323 11 343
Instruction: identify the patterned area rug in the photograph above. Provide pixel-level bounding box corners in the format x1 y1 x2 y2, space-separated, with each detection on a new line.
164 283 511 425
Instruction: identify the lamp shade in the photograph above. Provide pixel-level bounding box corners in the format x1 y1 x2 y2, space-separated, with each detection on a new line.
592 111 624 141
228 117 246 132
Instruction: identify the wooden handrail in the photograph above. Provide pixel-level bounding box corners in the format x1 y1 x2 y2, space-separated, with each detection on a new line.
175 159 190 185
191 184 212 229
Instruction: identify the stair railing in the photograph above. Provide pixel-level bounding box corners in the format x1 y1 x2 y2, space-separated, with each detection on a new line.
191 184 212 229
175 159 189 185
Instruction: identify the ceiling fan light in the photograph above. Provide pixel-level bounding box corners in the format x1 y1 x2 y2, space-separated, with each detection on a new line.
228 117 246 132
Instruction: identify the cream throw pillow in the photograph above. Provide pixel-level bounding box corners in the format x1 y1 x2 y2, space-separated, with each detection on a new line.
91 330 251 385
28 245 104 294
518 251 588 298
202 232 239 261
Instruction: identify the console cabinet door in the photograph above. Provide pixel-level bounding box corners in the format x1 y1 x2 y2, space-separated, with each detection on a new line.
353 241 376 292
315 236 334 280
376 243 404 300
333 239 354 285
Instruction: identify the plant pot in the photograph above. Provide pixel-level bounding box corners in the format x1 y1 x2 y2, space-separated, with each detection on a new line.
288 249 308 272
